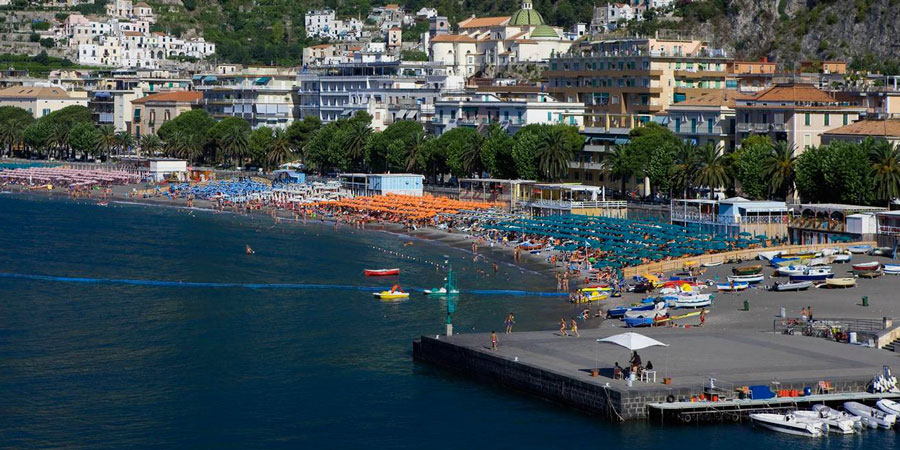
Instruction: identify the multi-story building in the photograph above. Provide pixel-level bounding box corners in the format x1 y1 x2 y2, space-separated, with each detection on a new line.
130 90 202 136
304 9 362 41
106 0 133 18
0 85 89 118
546 38 731 129
88 88 142 132
431 91 584 135
387 28 402 52
196 67 299 130
590 3 635 33
297 62 464 130
664 89 745 151
734 83 866 151
821 119 900 147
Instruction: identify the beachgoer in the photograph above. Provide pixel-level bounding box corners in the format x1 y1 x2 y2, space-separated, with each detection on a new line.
801 307 808 322
613 362 623 379
699 308 707 327
505 313 515 334
559 318 568 336
245 244 255 255
646 361 654 371
570 318 579 337
493 262 498 274
491 331 498 350
630 351 642 373
808 305 813 321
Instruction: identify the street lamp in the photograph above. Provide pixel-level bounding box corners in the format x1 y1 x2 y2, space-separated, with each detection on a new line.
444 256 458 336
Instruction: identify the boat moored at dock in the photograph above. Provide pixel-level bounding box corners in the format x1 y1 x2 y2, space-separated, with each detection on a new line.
749 413 826 437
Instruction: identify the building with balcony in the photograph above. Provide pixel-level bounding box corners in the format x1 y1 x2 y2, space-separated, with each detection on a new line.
875 211 900 247
735 83 866 151
670 197 789 238
821 119 900 147
521 183 626 217
431 91 584 135
664 89 745 151
546 38 731 129
339 173 424 197
195 68 298 130
0 86 88 118
130 90 202 136
304 9 362 41
788 203 885 244
88 88 142 132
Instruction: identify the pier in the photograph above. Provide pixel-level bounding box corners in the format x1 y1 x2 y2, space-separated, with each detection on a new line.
413 327 900 422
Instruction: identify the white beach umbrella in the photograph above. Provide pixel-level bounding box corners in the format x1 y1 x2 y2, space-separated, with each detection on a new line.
596 332 668 351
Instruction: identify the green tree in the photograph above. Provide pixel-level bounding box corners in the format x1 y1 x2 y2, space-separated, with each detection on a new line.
23 121 53 158
286 115 322 161
208 117 250 166
115 131 134 156
536 125 579 181
68 122 99 159
266 128 293 171
248 126 275 168
605 144 638 195
157 109 215 146
625 123 679 193
511 125 542 180
670 140 699 197
304 122 346 174
870 139 900 205
139 134 163 157
795 145 828 202
823 141 874 205
765 141 797 199
443 127 483 177
694 144 729 198
95 125 117 161
366 120 424 173
734 135 771 199
481 124 516 179
343 115 372 170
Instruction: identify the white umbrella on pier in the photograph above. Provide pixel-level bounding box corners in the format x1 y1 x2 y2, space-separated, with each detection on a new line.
596 332 668 351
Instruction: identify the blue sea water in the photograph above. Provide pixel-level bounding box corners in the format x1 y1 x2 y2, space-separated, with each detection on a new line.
0 194 896 449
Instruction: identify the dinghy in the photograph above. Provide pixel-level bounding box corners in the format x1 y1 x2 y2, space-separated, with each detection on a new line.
825 277 856 288
365 268 400 276
732 264 762 275
670 294 712 309
833 252 852 263
852 261 881 271
876 399 900 416
607 301 664 319
793 410 857 434
757 250 781 261
789 267 834 282
776 265 808 276
717 281 749 291
770 280 813 291
423 287 459 295
727 274 764 284
749 413 826 437
373 291 410 300
854 269 882 278
847 244 872 254
884 264 900 275
868 246 892 256
701 260 723 267
811 404 867 430
844 401 896 429
623 316 654 328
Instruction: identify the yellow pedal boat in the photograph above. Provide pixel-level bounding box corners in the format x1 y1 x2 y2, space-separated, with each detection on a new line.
373 291 410 299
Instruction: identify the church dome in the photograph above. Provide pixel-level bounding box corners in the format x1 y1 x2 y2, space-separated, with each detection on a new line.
530 24 558 38
509 1 544 26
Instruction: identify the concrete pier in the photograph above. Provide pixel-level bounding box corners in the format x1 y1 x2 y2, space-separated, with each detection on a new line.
413 327 900 421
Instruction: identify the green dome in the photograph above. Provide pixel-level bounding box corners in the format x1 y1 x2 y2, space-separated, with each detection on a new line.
509 7 544 26
530 24 558 38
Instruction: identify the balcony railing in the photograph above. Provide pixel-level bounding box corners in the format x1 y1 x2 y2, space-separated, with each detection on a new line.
878 225 900 236
523 200 627 210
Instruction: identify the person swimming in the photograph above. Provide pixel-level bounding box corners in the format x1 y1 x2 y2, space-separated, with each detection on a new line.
245 244 255 255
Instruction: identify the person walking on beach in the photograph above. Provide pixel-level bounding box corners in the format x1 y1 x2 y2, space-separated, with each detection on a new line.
801 307 808 322
807 305 813 321
491 331 498 350
559 318 568 336
570 318 579 337
505 313 515 334
699 308 707 327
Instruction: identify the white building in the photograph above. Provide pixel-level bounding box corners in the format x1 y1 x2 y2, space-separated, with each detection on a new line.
416 7 438 19
195 67 299 130
432 91 585 135
0 85 89 118
590 3 635 33
305 9 362 41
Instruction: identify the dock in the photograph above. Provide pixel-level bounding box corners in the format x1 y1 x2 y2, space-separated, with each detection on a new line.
413 327 900 422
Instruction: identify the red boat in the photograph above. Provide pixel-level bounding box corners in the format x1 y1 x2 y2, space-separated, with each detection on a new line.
365 268 400 277
852 261 881 271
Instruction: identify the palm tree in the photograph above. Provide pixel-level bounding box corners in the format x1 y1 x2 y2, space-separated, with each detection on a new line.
266 128 292 170
765 141 797 199
605 144 635 195
51 122 71 160
459 132 484 176
536 126 573 181
694 144 729 199
405 132 426 172
0 121 22 157
219 126 248 167
671 140 699 198
870 140 900 206
140 134 162 157
115 131 134 156
95 125 116 161
344 119 371 169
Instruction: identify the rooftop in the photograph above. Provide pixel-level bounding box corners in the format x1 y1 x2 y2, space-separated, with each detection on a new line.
458 16 511 28
0 86 74 99
749 83 838 103
431 34 478 43
131 91 202 104
822 119 900 138
670 89 748 108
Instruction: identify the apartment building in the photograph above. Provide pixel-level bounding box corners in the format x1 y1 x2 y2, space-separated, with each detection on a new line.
664 89 745 151
304 9 363 41
431 91 585 135
130 90 202 136
0 86 88 118
734 83 866 151
195 67 299 130
821 119 900 147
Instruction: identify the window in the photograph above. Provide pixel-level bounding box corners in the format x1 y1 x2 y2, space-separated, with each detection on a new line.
691 118 697 134
707 118 714 134
843 113 848 125
547 112 552 121
804 113 810 126
675 118 681 133
824 113 829 126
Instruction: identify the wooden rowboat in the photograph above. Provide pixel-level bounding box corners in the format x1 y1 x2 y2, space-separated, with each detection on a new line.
851 261 880 271
732 264 762 275
825 277 856 288
365 268 400 276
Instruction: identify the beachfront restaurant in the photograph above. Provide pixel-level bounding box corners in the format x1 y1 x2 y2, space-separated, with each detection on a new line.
670 197 789 238
788 203 884 244
339 173 424 197
873 210 900 248
458 178 535 212
147 158 188 182
519 183 626 218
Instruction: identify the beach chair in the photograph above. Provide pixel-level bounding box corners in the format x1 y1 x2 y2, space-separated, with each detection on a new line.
816 381 833 394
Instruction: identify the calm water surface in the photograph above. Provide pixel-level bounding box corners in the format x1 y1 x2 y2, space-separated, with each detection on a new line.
0 195 895 448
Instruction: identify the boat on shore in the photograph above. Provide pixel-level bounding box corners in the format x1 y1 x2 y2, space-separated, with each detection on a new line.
365 268 400 276
854 269 882 278
852 261 881 271
793 410 857 434
749 413 826 437
789 267 834 282
669 294 712 308
824 277 856 288
732 264 762 275
607 301 665 319
727 274 765 284
884 264 900 275
775 265 807 276
833 252 852 263
847 244 872 254
717 281 749 291
770 280 813 291
844 401 896 429
701 260 723 267
868 246 893 256
877 399 900 416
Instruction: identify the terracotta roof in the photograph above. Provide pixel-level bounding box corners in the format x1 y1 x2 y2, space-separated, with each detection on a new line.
131 91 201 104
134 2 151 7
308 44 332 49
822 119 900 138
385 4 399 9
431 34 477 43
0 86 73 99
124 31 144 37
153 31 166 36
506 31 527 41
458 16 510 28
748 83 836 103
671 90 748 108
514 39 536 44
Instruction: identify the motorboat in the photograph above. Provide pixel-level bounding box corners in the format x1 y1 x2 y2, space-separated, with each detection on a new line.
717 281 749 291
669 293 713 309
776 265 808 276
607 301 665 319
365 268 400 276
789 267 834 282
373 290 410 300
824 277 856 288
844 401 897 429
877 399 900 416
868 246 893 256
848 244 873 254
793 410 857 434
833 252 852 263
811 404 867 430
701 260 723 267
807 256 835 267
770 256 801 267
727 274 765 284
423 287 459 295
623 316 654 328
852 261 881 271
749 413 826 437
624 303 666 319
884 264 900 275
732 264 762 275
769 280 813 291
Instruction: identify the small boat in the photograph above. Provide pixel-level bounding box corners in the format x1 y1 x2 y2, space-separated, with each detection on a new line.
757 250 781 261
607 301 663 319
807 256 835 267
854 269 882 278
868 246 893 256
852 261 881 271
844 401 896 429
623 316 653 328
884 264 900 275
717 281 749 291
727 274 764 284
732 264 762 275
770 280 813 291
701 260 723 267
793 410 857 434
580 284 612 292
373 291 410 299
365 268 400 276
811 404 867 430
624 305 667 319
749 413 826 437
824 277 856 288
847 244 872 254
776 265 808 276
631 281 655 293
670 294 713 309
423 287 459 295
653 310 701 324
877 399 900 416
789 268 834 282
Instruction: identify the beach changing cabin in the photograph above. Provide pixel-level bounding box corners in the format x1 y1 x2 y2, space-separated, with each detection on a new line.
146 158 188 182
339 173 424 197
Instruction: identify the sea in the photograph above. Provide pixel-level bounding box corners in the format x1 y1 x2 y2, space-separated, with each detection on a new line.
0 194 896 449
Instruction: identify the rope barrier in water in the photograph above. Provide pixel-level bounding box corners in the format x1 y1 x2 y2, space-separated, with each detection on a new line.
0 272 568 297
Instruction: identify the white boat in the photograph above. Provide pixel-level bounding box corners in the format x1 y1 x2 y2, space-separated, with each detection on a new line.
884 264 900 275
624 302 666 319
776 265 808 276
423 287 459 295
770 280 813 291
877 399 900 416
727 274 764 284
701 260 723 267
757 250 781 261
811 404 866 430
749 413 826 437
844 401 897 429
833 252 852 263
848 245 872 254
793 410 857 434
807 256 835 267
717 281 749 291
669 293 713 308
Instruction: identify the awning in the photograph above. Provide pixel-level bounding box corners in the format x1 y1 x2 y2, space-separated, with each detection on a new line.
94 91 111 98
341 109 354 116
614 138 629 145
652 116 670 125
255 77 271 85
192 75 203 81
396 109 409 119
405 110 418 120
202 75 217 83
